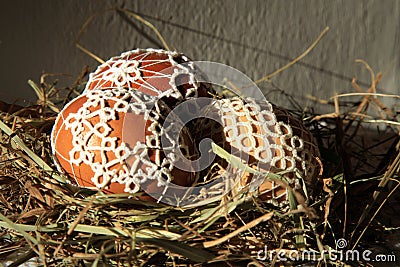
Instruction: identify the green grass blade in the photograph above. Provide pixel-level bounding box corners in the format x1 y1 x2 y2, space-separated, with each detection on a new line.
211 142 260 175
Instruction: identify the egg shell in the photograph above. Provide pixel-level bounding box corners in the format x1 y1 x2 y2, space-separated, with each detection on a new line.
51 88 197 197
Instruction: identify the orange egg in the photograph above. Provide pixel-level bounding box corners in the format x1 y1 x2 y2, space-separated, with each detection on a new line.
51 88 198 197
84 48 213 108
198 97 320 206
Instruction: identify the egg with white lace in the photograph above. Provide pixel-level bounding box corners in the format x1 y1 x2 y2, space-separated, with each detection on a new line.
196 97 321 206
50 88 198 196
84 48 213 108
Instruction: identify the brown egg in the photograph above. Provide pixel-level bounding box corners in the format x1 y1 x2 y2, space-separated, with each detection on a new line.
51 87 198 197
84 48 213 108
202 97 320 206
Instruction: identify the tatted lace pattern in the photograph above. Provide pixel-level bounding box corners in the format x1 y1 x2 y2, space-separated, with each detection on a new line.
51 87 196 195
83 48 206 106
270 104 321 187
196 97 320 206
217 97 290 204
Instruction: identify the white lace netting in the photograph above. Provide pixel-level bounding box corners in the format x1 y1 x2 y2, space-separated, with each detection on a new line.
83 48 208 106
269 103 321 187
51 87 196 195
193 96 320 206
217 97 289 204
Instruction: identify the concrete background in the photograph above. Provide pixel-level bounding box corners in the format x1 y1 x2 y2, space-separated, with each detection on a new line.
1 0 399 112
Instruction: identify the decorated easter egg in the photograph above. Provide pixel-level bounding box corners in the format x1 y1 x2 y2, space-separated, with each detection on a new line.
51 87 198 198
196 97 320 206
84 48 213 108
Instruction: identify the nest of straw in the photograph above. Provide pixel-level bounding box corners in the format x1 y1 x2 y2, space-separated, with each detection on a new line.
1 60 399 267
1 9 400 267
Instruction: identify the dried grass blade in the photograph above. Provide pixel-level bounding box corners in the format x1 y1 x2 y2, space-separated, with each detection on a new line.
141 238 215 263
5 249 36 267
72 224 181 240
0 119 65 184
27 80 44 102
0 213 38 245
191 199 244 225
334 92 400 99
203 211 274 248
117 8 170 50
0 220 181 240
75 7 170 64
254 26 329 84
350 150 400 249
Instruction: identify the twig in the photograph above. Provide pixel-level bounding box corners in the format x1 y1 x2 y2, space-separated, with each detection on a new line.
355 59 376 96
311 92 340 121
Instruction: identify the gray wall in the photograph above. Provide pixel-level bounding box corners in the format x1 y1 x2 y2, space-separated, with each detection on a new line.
1 1 399 112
